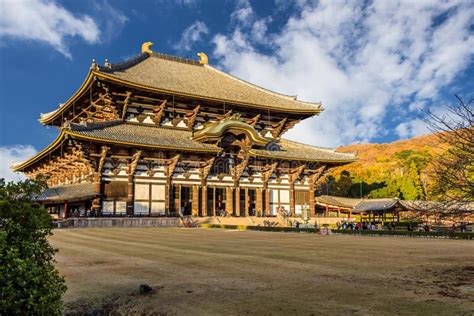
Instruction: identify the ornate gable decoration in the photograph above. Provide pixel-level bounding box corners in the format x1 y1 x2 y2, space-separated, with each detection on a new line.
193 113 270 146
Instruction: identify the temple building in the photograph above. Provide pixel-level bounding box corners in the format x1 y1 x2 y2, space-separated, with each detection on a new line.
12 42 356 219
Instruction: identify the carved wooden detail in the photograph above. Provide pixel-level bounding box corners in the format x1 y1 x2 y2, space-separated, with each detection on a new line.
289 164 305 184
121 91 132 119
153 99 167 124
271 118 287 138
185 105 200 129
308 165 327 184
199 157 215 181
128 151 142 176
165 154 180 177
246 114 260 127
261 162 278 184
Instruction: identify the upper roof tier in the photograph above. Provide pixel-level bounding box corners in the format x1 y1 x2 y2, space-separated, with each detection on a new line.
40 43 323 125
97 51 322 113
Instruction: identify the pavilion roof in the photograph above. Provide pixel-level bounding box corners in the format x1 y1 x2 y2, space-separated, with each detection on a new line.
36 182 95 202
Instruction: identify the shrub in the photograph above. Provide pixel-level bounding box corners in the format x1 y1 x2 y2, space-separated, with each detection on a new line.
0 179 67 315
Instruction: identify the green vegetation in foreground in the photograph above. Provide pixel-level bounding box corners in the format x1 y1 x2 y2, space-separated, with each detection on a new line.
0 179 66 315
200 224 474 239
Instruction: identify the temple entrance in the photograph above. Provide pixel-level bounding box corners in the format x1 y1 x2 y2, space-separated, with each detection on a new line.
214 187 226 216
180 186 192 215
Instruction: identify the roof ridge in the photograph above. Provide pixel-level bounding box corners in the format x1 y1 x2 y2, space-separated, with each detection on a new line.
205 65 322 108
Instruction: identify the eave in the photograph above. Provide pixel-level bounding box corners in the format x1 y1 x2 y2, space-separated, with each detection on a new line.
12 128 221 172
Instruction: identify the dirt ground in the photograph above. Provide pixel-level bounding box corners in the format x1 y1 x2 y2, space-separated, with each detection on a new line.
50 228 474 315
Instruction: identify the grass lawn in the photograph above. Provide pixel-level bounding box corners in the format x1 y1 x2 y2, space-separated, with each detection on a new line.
51 228 474 315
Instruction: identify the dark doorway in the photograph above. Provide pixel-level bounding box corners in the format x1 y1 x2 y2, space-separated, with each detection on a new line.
248 189 256 216
215 187 226 216
180 186 192 215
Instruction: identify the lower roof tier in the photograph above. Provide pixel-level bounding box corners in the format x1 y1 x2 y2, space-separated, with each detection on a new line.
12 121 356 172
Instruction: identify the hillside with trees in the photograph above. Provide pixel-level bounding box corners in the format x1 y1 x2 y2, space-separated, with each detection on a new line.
320 133 450 200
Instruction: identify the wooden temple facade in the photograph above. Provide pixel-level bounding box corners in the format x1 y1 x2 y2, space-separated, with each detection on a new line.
13 42 356 218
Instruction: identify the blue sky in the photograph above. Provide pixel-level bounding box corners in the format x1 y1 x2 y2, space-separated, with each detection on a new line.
0 0 473 181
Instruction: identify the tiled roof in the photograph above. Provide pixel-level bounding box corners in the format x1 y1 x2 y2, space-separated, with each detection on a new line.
316 195 399 212
316 195 362 208
99 53 322 113
37 182 95 202
68 122 221 152
251 139 357 163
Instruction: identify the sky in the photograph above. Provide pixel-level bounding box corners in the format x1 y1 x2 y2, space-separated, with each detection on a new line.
0 0 473 181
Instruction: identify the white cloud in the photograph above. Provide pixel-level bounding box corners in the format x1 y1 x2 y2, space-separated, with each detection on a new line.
396 119 430 139
212 0 474 146
175 21 209 52
0 145 37 183
0 0 100 59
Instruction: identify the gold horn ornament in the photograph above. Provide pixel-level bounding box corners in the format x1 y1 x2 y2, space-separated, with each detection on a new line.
141 41 154 54
197 52 208 65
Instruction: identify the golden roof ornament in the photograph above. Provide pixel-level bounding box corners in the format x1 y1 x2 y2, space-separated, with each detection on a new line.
141 41 154 54
90 59 98 70
197 52 208 65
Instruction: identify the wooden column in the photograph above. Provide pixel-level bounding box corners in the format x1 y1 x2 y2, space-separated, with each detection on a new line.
256 188 263 216
64 201 69 219
175 185 181 214
309 182 315 217
92 171 101 211
192 185 199 216
226 186 234 215
289 183 295 216
264 188 270 216
244 188 249 217
126 151 142 215
201 185 207 217
166 154 180 215
92 146 108 212
198 157 214 217
212 187 216 217
165 177 172 214
234 186 240 216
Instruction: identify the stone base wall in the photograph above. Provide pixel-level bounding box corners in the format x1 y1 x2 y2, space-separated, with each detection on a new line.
57 217 182 228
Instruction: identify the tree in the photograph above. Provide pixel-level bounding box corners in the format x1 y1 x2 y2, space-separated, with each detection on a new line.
424 96 474 218
0 179 67 315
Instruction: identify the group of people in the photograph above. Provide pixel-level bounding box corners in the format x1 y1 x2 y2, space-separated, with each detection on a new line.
450 222 469 233
336 220 380 231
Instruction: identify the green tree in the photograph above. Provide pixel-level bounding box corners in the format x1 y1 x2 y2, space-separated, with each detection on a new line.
0 179 66 315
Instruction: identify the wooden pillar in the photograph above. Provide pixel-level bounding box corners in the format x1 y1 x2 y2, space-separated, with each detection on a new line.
235 186 240 216
244 188 249 217
192 185 199 216
309 182 315 217
256 188 263 216
92 171 101 211
226 186 234 215
337 208 340 218
201 185 207 217
264 188 270 216
165 176 172 214
64 201 69 219
212 187 216 216
175 185 181 214
325 204 329 217
289 183 295 216
349 209 352 219
126 174 134 215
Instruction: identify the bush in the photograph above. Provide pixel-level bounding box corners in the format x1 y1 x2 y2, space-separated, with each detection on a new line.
0 179 67 315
